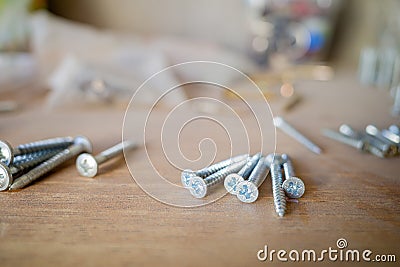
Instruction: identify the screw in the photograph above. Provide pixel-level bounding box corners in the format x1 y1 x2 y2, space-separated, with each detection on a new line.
0 136 74 166
236 156 269 203
281 154 305 199
323 128 385 158
266 154 287 217
389 125 400 135
224 153 261 195
9 136 92 190
0 149 64 191
273 116 322 154
76 140 137 177
365 125 398 156
188 159 248 198
381 128 400 144
181 153 248 188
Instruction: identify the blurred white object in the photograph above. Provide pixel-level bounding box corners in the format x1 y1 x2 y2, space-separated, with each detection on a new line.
0 53 37 92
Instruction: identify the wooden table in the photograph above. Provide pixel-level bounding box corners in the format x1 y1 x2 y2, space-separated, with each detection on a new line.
0 70 399 266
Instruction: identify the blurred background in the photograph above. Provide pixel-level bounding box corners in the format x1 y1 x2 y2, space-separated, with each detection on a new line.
0 0 399 113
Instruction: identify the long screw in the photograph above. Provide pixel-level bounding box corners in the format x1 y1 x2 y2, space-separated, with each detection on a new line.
281 154 305 199
365 125 398 156
76 140 137 178
236 156 269 203
0 149 63 191
188 159 248 198
0 136 74 166
274 117 322 154
224 153 261 195
181 153 248 188
9 136 92 190
322 129 385 158
267 154 287 217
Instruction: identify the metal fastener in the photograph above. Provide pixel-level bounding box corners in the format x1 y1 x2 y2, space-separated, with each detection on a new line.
224 153 261 195
236 156 269 203
281 154 305 199
76 140 137 177
188 159 248 198
273 116 322 154
266 154 287 217
381 128 400 144
389 125 400 135
181 154 248 188
0 136 74 166
365 125 398 156
9 136 92 190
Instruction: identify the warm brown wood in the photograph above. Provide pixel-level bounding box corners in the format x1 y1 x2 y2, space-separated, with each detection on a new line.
0 70 399 266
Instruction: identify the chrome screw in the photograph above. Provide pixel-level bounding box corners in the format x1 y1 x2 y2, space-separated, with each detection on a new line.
189 159 248 198
236 156 269 203
381 128 400 144
0 149 63 191
9 136 92 190
224 153 261 195
365 125 398 156
267 154 287 217
181 153 248 188
281 154 305 199
0 136 74 166
322 128 385 158
76 140 137 178
274 116 322 154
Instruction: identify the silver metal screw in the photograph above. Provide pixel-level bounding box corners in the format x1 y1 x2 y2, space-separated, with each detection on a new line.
224 153 261 195
365 125 398 156
188 159 248 198
76 140 137 178
0 136 74 166
236 156 269 203
9 136 92 190
0 149 63 191
266 154 287 217
281 154 305 199
389 125 400 135
273 116 322 154
381 128 400 144
181 153 248 188
323 128 385 158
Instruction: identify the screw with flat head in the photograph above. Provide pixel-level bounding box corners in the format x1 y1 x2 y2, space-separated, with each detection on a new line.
224 153 261 195
0 137 74 166
266 154 287 217
189 159 248 198
236 156 269 203
76 140 137 178
181 153 248 188
281 154 305 199
9 136 92 190
0 149 63 191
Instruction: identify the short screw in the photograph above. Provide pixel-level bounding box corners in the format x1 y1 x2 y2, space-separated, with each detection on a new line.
181 153 248 188
274 116 322 154
281 154 305 199
0 136 74 166
365 125 398 156
224 153 261 195
9 136 92 190
381 128 400 144
0 149 63 191
267 154 287 217
76 140 137 177
236 156 269 203
189 159 248 198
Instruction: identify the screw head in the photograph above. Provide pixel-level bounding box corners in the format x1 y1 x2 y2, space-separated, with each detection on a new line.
181 169 195 188
0 163 12 191
0 140 13 166
188 176 207 198
236 180 259 203
74 136 93 153
224 173 244 195
282 177 305 198
76 153 98 178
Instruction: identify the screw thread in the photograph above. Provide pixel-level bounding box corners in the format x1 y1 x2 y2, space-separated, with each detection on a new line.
237 153 261 178
323 129 364 149
204 159 247 188
281 154 295 178
10 143 87 190
14 137 74 156
10 149 63 175
247 157 268 187
196 154 248 177
95 140 136 164
271 163 286 217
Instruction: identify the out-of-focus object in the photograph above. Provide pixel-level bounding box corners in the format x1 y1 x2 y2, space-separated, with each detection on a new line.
392 85 400 117
246 0 342 66
0 101 17 113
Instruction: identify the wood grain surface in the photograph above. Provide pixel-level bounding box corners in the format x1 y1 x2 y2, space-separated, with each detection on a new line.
0 71 399 266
